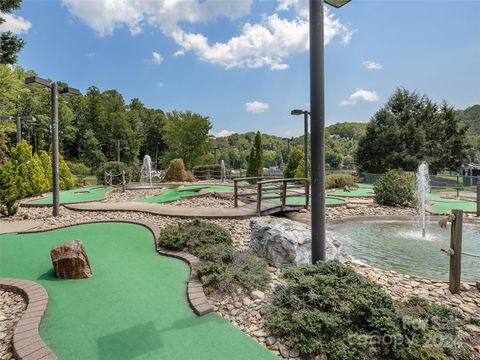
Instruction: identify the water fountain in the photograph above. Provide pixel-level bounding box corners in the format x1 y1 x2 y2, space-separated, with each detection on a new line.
221 160 226 183
140 155 152 185
416 162 430 237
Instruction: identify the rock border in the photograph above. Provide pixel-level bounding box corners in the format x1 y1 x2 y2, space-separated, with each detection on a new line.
18 219 213 316
0 278 57 360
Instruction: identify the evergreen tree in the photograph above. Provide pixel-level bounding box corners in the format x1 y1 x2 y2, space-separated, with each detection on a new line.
246 146 256 177
284 147 304 178
356 88 469 173
246 131 264 177
59 154 75 189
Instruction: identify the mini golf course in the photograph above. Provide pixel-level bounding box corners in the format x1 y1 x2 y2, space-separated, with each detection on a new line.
0 223 277 360
27 186 114 205
271 196 345 206
134 185 233 204
327 184 374 197
426 194 478 214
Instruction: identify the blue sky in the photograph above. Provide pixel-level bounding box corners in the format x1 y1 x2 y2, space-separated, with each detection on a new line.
4 0 480 137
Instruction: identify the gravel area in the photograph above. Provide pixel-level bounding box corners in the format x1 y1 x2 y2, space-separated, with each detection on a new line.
0 290 27 360
170 195 235 209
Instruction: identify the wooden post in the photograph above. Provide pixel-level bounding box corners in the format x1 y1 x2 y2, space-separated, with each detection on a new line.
256 182 262 216
122 170 126 192
305 179 310 209
281 180 287 212
476 180 480 217
234 180 238 208
449 209 463 295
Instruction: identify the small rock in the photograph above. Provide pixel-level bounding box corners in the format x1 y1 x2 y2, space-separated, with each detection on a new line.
251 290 265 300
278 344 290 358
266 336 277 346
242 297 252 306
289 348 300 358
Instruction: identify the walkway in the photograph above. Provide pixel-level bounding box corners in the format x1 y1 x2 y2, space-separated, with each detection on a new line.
66 201 257 219
0 220 43 234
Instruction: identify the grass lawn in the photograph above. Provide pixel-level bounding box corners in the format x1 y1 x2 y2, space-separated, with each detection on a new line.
0 223 277 360
27 186 114 205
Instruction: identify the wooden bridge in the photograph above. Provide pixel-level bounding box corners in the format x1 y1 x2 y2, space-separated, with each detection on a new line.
233 177 310 216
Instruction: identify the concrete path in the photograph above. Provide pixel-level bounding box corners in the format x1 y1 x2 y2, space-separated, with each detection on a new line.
65 201 258 219
0 220 43 234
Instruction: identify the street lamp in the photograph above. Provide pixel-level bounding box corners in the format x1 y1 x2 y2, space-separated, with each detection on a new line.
310 0 351 263
25 76 81 217
0 115 36 144
291 109 310 179
214 146 220 164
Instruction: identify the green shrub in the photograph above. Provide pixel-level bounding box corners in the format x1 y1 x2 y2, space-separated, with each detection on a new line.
197 250 270 294
0 160 22 216
158 219 232 254
59 155 75 190
66 161 91 176
95 161 129 185
325 173 356 189
284 147 303 179
374 169 415 207
194 243 234 263
266 261 471 360
162 159 196 182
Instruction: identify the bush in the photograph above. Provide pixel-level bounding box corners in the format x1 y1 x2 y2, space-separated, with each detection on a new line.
158 219 232 254
196 250 270 294
162 159 196 182
325 173 356 189
284 147 303 179
266 261 471 360
95 161 129 185
0 160 22 216
66 161 91 176
374 169 415 207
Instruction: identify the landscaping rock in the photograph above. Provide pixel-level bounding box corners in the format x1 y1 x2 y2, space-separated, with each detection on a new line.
51 240 93 279
249 217 346 267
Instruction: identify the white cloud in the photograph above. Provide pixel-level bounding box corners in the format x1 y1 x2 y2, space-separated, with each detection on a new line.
363 60 382 70
246 101 269 113
62 0 353 70
0 13 32 34
152 51 163 64
215 130 236 137
341 89 380 106
155 81 164 87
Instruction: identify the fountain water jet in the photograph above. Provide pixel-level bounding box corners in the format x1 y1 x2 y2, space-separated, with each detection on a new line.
415 162 430 237
140 155 152 185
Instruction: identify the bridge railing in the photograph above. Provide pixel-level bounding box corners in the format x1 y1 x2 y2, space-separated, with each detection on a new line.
234 177 310 215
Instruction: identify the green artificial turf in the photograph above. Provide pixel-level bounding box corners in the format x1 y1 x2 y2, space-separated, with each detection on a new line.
430 201 478 214
0 223 277 360
27 186 114 205
135 185 233 204
327 187 374 197
356 183 373 189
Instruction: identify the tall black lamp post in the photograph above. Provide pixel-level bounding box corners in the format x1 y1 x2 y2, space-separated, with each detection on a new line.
25 76 81 217
310 0 351 263
0 115 36 144
291 109 310 179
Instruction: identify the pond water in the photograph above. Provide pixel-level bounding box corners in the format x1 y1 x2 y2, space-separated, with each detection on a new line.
329 220 480 282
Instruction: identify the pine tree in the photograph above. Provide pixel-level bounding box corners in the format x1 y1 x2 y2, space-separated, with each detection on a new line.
253 131 264 176
284 147 304 178
246 147 256 177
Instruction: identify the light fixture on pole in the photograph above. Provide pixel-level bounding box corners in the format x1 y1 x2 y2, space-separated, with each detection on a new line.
25 76 81 217
291 109 310 179
309 0 351 263
0 115 36 144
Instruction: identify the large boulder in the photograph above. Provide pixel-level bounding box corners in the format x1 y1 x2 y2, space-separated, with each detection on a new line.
50 240 92 279
249 217 346 267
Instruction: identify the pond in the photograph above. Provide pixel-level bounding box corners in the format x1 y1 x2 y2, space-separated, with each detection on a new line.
329 220 480 282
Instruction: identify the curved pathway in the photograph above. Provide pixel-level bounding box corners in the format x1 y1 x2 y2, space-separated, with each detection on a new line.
65 201 257 218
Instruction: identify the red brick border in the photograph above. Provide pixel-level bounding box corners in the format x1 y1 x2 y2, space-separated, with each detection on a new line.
157 247 214 316
0 278 57 360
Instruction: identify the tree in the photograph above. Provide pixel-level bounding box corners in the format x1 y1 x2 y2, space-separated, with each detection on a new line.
246 131 263 177
284 147 303 178
162 111 211 169
0 1 25 65
356 88 469 174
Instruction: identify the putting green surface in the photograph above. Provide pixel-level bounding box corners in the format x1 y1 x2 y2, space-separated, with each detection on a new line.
135 185 233 204
327 187 374 197
0 223 277 360
27 186 114 205
430 201 477 214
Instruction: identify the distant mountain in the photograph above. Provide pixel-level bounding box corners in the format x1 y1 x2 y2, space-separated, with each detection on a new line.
456 104 480 134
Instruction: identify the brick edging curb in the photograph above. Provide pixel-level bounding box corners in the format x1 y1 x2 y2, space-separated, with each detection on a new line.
156 247 214 316
0 279 57 360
